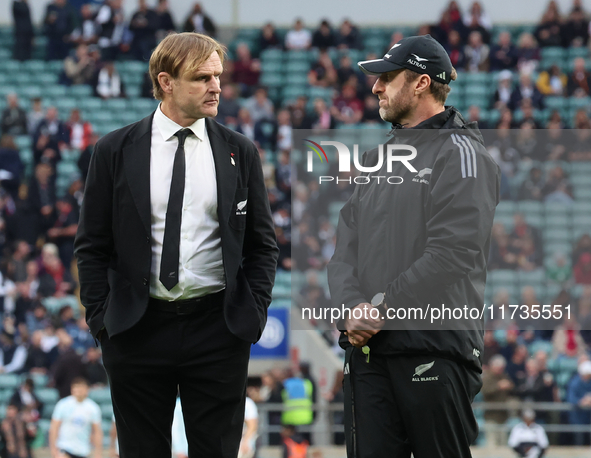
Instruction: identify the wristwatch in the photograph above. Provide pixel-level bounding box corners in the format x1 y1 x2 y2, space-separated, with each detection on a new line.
371 292 388 314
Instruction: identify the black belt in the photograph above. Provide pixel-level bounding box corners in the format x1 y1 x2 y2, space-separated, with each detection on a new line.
149 290 224 315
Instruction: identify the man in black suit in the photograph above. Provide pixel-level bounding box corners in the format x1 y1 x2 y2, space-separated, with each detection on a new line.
74 32 278 457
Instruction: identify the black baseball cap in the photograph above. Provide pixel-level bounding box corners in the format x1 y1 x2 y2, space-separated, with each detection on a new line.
358 35 453 84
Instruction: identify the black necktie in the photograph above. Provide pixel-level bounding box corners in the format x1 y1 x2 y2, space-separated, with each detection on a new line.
159 128 191 290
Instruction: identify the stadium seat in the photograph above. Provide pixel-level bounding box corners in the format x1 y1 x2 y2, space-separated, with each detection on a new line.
261 60 283 73
36 388 59 404
285 73 309 85
260 49 284 62
285 61 310 74
89 387 112 404
517 269 545 285
488 269 517 287
260 72 283 87
286 50 311 62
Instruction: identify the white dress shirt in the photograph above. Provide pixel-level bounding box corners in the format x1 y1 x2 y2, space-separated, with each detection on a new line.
150 104 225 300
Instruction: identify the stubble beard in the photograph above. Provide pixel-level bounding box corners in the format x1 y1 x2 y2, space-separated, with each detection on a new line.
379 84 414 125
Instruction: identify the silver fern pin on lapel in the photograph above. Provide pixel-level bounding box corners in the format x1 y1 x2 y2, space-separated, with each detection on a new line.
231 152 235 166
413 361 435 377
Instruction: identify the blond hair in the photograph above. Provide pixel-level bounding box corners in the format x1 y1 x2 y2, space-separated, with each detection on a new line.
149 32 227 100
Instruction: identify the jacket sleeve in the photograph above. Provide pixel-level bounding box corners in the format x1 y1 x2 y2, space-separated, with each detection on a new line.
327 182 367 327
241 142 279 313
74 140 114 337
384 135 500 310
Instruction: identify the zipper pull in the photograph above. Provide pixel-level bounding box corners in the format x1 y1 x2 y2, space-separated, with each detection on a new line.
362 345 370 363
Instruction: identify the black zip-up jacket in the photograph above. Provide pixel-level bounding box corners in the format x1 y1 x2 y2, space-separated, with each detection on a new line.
327 107 500 372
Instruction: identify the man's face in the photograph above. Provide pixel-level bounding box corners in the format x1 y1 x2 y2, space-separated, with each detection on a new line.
71 383 89 400
168 51 222 120
372 69 415 125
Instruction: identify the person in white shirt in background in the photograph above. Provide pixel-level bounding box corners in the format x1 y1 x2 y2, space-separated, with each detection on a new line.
508 409 549 458
285 19 312 50
239 395 259 458
49 377 102 458
171 396 188 458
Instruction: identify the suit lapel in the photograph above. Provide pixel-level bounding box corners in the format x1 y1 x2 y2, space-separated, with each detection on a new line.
207 118 238 224
123 114 153 237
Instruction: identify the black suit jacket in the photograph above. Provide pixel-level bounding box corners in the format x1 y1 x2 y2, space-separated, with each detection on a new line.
74 114 278 343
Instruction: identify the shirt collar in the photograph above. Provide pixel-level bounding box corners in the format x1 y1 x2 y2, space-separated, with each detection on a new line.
154 103 205 142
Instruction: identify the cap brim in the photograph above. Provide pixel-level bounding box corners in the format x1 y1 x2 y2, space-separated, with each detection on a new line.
358 59 405 75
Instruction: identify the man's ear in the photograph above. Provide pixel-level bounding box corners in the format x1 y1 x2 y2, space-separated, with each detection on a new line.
158 72 174 95
414 74 432 96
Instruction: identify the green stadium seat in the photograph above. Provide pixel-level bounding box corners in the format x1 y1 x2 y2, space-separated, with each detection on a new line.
260 48 284 62
543 228 573 243
260 72 283 87
103 98 128 111
517 269 546 285
25 373 49 388
78 97 103 111
261 60 283 73
541 47 566 60
516 200 543 215
21 60 46 73
0 48 10 60
493 213 514 229
53 98 78 112
567 47 589 60
101 402 114 419
488 269 517 287
36 388 59 404
574 187 591 200
544 97 567 111
285 61 310 74
286 50 311 62
88 387 112 404
117 61 148 74
0 374 20 390
68 85 92 98
45 85 67 98
462 73 490 85
568 97 591 110
18 86 43 99
3 61 22 73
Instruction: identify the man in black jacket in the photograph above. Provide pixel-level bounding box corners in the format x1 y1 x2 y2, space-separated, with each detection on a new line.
327 35 500 458
75 33 278 457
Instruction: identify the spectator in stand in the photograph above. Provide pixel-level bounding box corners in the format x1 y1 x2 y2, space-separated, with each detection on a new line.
506 343 528 385
155 0 175 41
491 70 513 110
434 1 464 47
61 43 98 86
466 105 488 129
336 55 357 88
362 95 381 123
335 19 362 50
463 6 491 44
68 4 98 46
541 165 573 202
509 72 544 111
70 317 94 354
489 31 518 71
259 22 280 51
25 303 49 334
536 64 567 96
0 327 27 374
77 132 98 183
552 316 587 358
27 98 44 136
510 212 542 255
312 20 335 49
183 2 216 37
518 166 544 200
65 108 93 151
482 355 515 447
285 19 312 50
464 31 489 72
566 360 591 445
507 409 549 458
567 57 591 97
573 233 591 268
515 33 540 73
9 378 42 416
574 252 591 284
547 251 572 285
562 4 589 47
37 243 75 298
463 1 492 33
235 108 255 142
579 287 591 347
43 0 76 60
93 61 126 99
307 98 335 130
0 135 24 199
12 0 34 61
47 196 78 273
34 106 69 163
276 109 292 152
232 43 261 97
95 0 126 61
83 347 108 387
443 30 465 70
1 403 29 458
129 0 158 61
535 1 563 47
308 49 337 88
1 94 28 136
51 330 87 399
216 84 241 126
488 126 520 175
7 240 30 284
331 84 363 125
244 87 274 123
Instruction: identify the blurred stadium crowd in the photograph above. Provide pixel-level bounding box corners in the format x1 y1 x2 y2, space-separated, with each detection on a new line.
0 0 590 452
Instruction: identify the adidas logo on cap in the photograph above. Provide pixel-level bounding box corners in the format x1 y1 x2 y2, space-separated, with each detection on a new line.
437 71 446 80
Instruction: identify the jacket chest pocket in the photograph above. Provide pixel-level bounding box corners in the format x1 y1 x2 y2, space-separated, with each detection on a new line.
229 187 248 231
